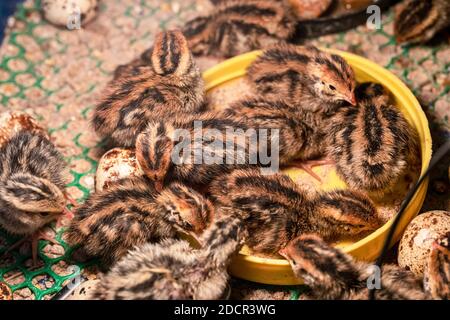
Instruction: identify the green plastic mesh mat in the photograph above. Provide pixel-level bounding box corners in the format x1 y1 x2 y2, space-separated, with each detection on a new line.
0 0 448 300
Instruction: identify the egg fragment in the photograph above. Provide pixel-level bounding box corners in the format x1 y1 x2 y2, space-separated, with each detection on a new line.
0 111 49 147
95 148 144 192
398 210 450 276
0 282 12 301
42 0 98 28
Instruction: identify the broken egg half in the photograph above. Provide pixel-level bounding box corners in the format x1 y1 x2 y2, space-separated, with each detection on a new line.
95 148 144 192
0 111 49 148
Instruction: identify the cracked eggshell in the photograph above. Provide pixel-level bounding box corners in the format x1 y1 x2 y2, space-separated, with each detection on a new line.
65 279 100 300
95 148 144 192
42 0 98 27
0 282 12 300
0 111 49 147
398 210 450 276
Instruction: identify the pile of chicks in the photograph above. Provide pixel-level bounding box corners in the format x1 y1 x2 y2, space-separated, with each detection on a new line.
1 0 448 300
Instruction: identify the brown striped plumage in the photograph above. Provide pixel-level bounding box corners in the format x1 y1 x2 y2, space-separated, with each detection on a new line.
395 0 450 44
424 234 450 300
280 234 430 300
247 44 357 112
221 98 329 164
92 30 205 147
183 0 296 58
0 131 70 236
91 214 244 300
209 168 382 254
328 82 419 194
135 112 262 189
66 178 214 267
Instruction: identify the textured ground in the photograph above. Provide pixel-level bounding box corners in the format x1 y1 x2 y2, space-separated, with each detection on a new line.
0 0 448 300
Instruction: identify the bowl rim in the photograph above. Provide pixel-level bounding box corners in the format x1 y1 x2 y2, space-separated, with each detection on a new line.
203 49 432 267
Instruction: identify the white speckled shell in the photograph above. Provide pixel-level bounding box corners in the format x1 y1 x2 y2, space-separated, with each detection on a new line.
398 210 450 276
42 0 98 27
0 111 49 147
95 148 144 192
65 279 100 300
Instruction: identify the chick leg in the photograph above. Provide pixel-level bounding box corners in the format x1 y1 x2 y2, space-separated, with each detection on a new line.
4 230 59 267
288 159 335 182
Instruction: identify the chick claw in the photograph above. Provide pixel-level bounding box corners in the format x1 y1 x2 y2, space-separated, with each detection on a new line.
289 159 335 182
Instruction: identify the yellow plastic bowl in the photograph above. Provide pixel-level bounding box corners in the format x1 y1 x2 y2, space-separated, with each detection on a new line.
202 50 432 285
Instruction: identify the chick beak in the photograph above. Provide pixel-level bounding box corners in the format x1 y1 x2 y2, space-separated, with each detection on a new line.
155 180 164 192
62 207 74 220
56 207 74 229
187 230 203 247
346 92 357 106
278 247 289 260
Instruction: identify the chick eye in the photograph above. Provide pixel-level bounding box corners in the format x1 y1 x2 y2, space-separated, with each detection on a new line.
39 212 50 217
329 85 336 91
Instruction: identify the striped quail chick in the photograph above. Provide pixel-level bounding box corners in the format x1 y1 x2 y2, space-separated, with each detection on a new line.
395 0 450 45
246 44 357 112
0 131 71 264
183 0 296 58
93 29 205 147
135 112 258 190
209 168 382 254
66 178 214 268
91 214 244 300
328 82 419 195
280 234 449 300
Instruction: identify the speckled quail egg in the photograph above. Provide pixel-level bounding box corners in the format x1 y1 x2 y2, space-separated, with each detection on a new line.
398 210 450 276
42 0 98 28
95 148 144 192
0 111 49 147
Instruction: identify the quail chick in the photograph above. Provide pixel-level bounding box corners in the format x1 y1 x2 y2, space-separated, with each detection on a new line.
280 234 430 300
423 234 450 300
395 0 450 45
328 82 419 194
183 0 296 58
0 131 71 264
209 167 382 254
90 214 244 300
135 112 256 190
246 44 357 112
66 177 214 267
92 29 205 147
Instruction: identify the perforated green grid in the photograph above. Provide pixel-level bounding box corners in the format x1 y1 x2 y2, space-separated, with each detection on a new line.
0 0 448 300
